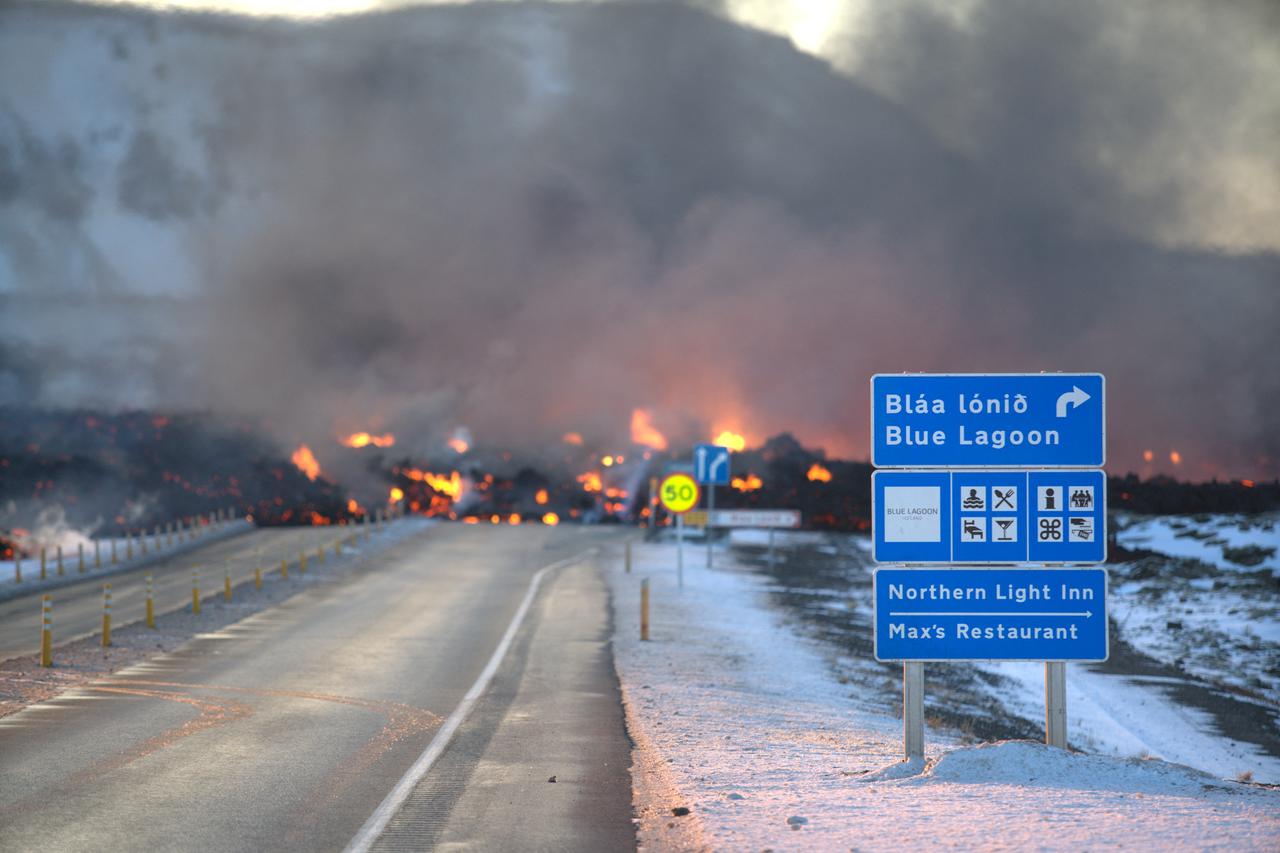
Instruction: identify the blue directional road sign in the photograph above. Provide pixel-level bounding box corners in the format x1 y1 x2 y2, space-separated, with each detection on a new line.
873 469 1106 564
694 443 731 486
871 373 1105 468
874 568 1108 661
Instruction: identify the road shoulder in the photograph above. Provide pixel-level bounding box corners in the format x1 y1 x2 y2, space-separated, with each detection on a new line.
368 552 636 852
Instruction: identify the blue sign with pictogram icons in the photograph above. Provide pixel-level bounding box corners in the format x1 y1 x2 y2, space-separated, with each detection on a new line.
873 469 1106 564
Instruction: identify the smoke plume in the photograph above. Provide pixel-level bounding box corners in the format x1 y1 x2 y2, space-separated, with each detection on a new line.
1 0 1277 479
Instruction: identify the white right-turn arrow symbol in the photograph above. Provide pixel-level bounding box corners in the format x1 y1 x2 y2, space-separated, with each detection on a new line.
1055 386 1091 417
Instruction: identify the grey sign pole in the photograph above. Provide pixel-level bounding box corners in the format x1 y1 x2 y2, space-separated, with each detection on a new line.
676 515 684 589
706 485 715 569
1045 661 1067 747
904 661 924 760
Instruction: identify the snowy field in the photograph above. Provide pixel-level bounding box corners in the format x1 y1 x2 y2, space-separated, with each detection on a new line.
606 536 1280 851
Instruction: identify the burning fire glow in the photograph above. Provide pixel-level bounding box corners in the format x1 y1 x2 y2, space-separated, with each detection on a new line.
535 488 549 505
1170 450 1182 465
447 436 469 454
578 471 603 493
389 486 405 502
341 432 395 448
731 473 763 492
398 468 463 498
1143 449 1154 462
714 430 746 452
807 462 832 482
291 444 321 481
630 408 668 451
562 432 584 446
542 512 560 526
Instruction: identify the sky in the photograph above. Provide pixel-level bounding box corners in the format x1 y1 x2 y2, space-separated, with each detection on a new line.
2 0 1277 479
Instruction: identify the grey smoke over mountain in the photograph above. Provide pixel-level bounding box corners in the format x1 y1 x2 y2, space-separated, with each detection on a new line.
1 0 1277 478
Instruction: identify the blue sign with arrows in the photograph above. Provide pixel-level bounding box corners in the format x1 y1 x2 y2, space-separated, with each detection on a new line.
871 373 1105 468
873 469 1106 564
874 567 1108 661
694 443 731 486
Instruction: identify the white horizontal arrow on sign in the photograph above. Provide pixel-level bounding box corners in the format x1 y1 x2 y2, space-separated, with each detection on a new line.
889 611 1093 618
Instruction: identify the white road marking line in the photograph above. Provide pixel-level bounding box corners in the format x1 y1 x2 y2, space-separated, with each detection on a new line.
344 549 593 853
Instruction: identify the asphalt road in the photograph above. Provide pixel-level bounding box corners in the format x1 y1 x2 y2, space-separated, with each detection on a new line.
0 524 634 852
0 525 355 663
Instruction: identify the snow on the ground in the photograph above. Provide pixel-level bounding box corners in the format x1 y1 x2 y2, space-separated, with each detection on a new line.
0 522 252 600
607 539 1280 851
978 659 1280 783
1107 514 1279 701
1115 512 1279 573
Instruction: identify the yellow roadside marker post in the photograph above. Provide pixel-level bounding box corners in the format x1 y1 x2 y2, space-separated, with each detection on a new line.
640 578 650 641
146 574 155 628
281 557 289 580
13 550 21 583
316 544 325 565
56 545 64 576
332 539 340 558
102 584 112 647
40 546 47 580
191 568 201 614
40 596 53 667
224 561 233 602
111 537 118 566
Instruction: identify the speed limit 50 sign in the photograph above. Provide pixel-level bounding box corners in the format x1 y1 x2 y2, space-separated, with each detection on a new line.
658 472 700 514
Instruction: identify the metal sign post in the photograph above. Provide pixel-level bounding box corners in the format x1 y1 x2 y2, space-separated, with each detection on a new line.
694 443 731 571
676 515 684 588
904 662 924 761
706 484 715 569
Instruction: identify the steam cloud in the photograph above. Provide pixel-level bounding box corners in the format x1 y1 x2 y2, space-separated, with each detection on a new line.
1 0 1277 478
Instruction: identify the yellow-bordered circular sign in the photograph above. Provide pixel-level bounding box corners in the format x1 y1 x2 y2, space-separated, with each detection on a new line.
658 472 700 514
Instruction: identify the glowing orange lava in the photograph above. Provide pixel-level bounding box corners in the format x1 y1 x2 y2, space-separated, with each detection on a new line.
807 462 832 483
731 474 763 492
398 468 463 499
291 444 321 481
630 408 668 451
714 430 746 452
341 432 395 449
542 512 560 526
